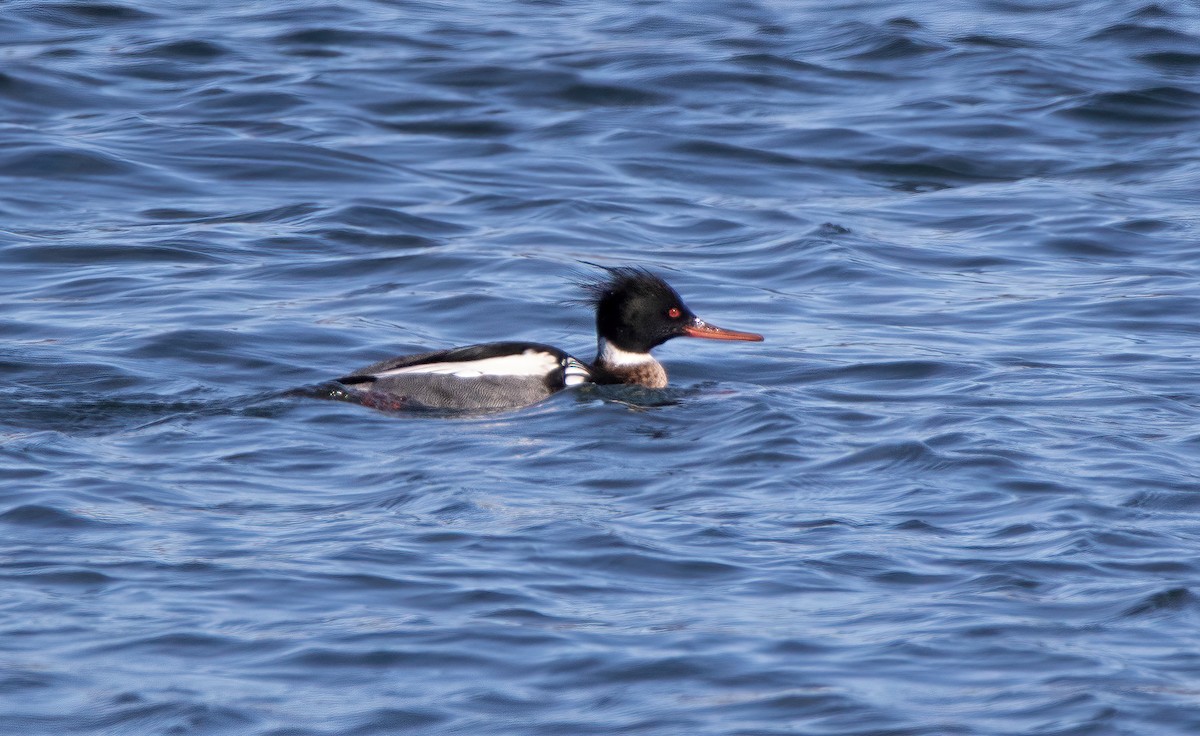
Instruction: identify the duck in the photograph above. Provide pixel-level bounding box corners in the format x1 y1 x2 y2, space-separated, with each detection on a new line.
333 266 763 411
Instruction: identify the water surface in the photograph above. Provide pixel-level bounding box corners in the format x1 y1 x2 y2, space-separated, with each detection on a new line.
3 1 1200 734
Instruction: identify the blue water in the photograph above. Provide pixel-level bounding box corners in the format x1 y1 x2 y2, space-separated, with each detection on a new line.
4 1 1200 733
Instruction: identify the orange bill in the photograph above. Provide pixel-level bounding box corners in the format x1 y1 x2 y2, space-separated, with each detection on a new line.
681 319 764 342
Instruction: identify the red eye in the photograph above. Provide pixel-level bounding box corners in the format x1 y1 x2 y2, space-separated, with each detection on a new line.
668 307 681 319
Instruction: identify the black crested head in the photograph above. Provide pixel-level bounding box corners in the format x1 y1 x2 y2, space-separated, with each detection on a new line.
580 266 696 353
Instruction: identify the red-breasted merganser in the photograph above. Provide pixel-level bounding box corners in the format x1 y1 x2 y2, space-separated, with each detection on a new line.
334 267 763 411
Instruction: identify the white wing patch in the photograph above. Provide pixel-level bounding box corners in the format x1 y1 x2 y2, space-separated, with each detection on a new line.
374 349 562 379
563 357 592 387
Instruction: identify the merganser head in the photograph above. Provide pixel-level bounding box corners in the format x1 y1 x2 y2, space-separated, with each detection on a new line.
583 266 763 361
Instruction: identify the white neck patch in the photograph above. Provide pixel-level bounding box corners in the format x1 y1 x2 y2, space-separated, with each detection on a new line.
596 338 655 368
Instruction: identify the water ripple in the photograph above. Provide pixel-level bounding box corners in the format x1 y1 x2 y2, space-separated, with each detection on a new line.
3 1 1200 734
